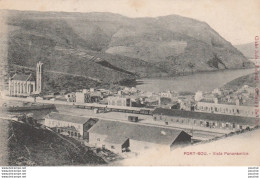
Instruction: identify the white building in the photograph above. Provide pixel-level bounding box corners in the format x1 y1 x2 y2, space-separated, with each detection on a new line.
75 92 86 103
8 61 44 96
107 96 131 107
160 91 176 98
194 91 203 102
88 120 191 154
212 88 222 95
8 74 36 96
45 113 97 139
196 101 257 118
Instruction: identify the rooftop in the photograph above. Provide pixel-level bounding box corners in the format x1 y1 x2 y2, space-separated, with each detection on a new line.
104 135 129 144
11 74 34 81
46 112 97 124
88 120 191 145
153 108 257 125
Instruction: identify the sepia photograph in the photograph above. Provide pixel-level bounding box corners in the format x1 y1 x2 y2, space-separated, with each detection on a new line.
0 0 259 170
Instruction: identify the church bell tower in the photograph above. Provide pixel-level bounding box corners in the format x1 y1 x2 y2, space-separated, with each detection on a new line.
36 61 43 94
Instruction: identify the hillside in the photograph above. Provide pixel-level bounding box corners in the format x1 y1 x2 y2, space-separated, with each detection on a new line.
1 10 253 91
222 71 259 90
235 42 255 59
5 120 106 166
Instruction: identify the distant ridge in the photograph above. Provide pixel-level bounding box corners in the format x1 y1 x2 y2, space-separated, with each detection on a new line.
235 42 255 59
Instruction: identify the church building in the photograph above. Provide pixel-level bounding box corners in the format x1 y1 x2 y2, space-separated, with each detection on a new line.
8 61 43 96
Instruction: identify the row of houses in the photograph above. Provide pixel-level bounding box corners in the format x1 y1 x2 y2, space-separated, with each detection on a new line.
153 108 258 130
196 101 257 118
194 85 257 118
44 113 192 153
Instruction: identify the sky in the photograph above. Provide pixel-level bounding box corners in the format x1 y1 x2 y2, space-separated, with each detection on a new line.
0 0 259 45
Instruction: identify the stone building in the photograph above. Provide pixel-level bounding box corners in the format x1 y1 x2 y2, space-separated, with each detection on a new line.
45 113 98 140
8 74 36 96
75 91 102 103
88 120 191 153
196 101 256 118
153 108 257 131
8 61 43 96
107 96 132 107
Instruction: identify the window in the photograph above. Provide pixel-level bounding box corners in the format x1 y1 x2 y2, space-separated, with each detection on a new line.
74 132 77 136
97 138 100 141
111 146 115 149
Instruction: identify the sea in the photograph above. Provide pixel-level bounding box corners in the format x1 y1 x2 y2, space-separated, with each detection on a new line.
136 68 254 93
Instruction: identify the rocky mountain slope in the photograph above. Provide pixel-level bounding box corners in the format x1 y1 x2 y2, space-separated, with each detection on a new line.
223 71 259 90
1 10 253 92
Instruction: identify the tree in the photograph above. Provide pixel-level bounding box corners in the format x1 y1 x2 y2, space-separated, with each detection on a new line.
188 62 195 73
